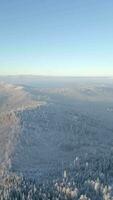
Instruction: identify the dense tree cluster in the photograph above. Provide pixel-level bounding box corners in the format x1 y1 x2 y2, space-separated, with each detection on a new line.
0 154 113 200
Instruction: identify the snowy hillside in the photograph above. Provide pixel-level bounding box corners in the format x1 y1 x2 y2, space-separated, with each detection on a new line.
0 77 113 199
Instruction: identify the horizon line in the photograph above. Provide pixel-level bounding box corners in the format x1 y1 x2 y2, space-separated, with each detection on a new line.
0 74 113 78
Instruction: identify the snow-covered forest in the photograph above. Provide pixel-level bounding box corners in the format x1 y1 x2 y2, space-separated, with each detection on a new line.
0 153 113 200
0 77 113 199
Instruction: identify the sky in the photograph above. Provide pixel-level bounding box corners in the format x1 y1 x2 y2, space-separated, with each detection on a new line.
0 0 113 76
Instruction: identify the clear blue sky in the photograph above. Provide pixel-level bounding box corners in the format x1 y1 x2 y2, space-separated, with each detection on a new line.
0 0 113 76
